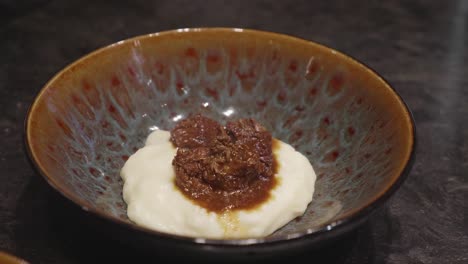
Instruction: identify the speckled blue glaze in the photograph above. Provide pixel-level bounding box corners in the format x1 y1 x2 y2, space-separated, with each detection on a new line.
27 29 413 241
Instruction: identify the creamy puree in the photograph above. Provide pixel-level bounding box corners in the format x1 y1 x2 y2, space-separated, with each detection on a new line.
121 130 316 239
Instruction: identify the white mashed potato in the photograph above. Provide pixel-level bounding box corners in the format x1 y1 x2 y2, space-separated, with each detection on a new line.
121 130 316 239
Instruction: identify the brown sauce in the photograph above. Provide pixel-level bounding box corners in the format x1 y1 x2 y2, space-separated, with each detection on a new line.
170 115 279 212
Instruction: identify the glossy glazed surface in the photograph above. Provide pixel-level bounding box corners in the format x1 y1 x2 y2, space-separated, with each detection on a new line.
26 29 413 244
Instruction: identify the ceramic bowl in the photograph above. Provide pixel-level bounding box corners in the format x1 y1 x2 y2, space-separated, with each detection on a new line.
0 251 29 264
25 28 415 257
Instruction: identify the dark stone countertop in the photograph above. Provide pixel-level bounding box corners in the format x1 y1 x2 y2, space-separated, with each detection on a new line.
1 0 467 263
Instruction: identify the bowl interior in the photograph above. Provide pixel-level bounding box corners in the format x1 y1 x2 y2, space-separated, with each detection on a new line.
26 29 413 241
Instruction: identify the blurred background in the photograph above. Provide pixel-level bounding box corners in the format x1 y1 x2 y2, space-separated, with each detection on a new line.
1 0 467 263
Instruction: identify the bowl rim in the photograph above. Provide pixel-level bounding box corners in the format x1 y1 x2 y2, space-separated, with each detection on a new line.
25 27 416 246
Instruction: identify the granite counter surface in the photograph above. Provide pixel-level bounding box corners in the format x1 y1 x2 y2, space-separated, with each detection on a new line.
0 0 466 263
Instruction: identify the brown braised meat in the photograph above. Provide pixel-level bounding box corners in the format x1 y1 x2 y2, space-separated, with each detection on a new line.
170 114 277 212
170 114 226 148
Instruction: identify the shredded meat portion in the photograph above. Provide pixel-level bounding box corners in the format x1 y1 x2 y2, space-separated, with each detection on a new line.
170 114 276 211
